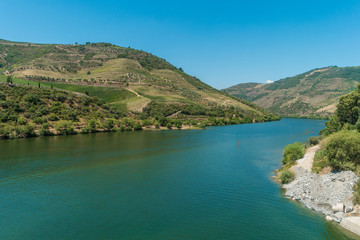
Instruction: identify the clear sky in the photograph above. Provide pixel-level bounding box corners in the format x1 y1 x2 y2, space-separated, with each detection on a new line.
1 0 360 89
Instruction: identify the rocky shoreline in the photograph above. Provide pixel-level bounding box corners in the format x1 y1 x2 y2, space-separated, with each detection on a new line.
280 145 360 235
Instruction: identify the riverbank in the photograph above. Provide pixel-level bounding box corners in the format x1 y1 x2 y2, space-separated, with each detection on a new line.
280 145 360 236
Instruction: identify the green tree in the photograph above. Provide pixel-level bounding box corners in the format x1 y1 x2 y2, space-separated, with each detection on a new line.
323 130 360 171
336 91 360 125
6 76 12 84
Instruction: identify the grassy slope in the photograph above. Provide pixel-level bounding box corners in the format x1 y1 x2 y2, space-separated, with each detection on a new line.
0 39 274 120
223 66 360 116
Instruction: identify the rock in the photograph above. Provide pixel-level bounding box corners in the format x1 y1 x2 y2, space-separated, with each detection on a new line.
332 203 345 213
340 217 360 236
326 216 333 221
346 206 353 213
283 170 358 218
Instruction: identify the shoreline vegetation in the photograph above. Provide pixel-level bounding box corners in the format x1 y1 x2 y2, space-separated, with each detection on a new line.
0 82 280 140
275 84 360 236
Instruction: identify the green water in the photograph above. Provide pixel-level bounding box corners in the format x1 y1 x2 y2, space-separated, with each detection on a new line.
0 118 359 240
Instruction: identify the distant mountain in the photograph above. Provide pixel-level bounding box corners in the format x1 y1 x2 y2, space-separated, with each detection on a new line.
0 39 278 124
223 66 360 116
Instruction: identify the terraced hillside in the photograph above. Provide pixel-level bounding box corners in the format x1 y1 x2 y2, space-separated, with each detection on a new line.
0 39 279 137
223 66 360 117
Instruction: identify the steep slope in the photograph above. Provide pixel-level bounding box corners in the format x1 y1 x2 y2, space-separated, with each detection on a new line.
224 66 360 116
0 39 279 127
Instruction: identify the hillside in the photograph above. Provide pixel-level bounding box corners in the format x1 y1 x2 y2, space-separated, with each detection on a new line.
223 66 360 117
0 40 279 139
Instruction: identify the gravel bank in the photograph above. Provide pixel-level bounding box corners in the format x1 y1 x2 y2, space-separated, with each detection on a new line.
283 167 358 222
280 145 359 224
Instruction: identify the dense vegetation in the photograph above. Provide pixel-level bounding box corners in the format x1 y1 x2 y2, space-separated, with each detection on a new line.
282 142 306 165
308 84 360 204
0 83 126 139
0 82 279 139
276 142 305 184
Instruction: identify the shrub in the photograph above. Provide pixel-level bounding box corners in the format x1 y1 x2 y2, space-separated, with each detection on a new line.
133 123 143 131
0 92 5 100
23 124 36 137
282 142 305 165
312 150 330 173
24 94 40 104
323 130 360 171
33 116 47 124
141 119 153 127
279 169 296 184
353 181 360 205
48 113 59 121
39 123 52 136
103 119 115 131
17 116 27 125
308 136 320 146
166 123 172 129
55 121 75 135
83 119 98 133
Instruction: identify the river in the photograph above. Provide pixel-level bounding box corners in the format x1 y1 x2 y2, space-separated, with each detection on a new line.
0 118 359 239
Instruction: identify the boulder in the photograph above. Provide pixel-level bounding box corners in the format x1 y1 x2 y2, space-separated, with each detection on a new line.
332 203 345 213
325 216 333 221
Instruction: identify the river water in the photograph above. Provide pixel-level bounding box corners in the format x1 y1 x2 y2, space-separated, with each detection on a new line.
0 118 359 239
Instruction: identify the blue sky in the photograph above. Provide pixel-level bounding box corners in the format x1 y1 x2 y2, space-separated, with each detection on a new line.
1 0 360 89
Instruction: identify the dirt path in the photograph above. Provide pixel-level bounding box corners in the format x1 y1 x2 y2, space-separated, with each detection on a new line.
126 88 141 97
167 111 181 118
292 145 320 172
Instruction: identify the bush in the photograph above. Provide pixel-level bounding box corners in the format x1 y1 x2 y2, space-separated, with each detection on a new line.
133 123 143 131
33 116 47 124
279 169 296 184
103 119 115 131
17 116 27 125
312 150 330 173
48 113 59 121
39 123 52 136
82 119 98 133
282 142 305 165
22 124 36 138
322 130 360 171
353 181 360 205
308 136 320 145
166 123 172 129
55 121 75 135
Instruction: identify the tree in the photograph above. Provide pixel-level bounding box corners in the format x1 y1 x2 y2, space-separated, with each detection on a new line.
38 81 41 88
336 91 360 125
87 71 91 75
6 76 12 84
